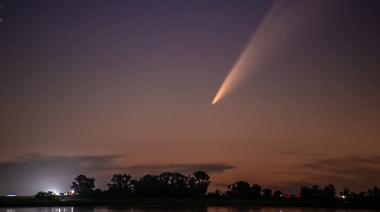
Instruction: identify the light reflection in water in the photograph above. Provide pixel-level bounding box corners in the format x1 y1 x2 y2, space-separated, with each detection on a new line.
0 207 379 212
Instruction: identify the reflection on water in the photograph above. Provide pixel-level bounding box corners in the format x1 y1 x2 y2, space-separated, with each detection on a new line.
1 208 74 212
0 207 379 212
2 208 74 212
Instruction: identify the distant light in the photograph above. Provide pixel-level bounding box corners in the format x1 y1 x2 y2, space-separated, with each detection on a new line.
341 195 345 198
7 194 16 197
49 189 59 195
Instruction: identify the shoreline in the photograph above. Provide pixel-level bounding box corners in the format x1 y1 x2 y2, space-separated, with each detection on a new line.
0 198 379 209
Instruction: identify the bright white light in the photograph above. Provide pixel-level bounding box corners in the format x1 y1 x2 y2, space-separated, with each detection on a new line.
49 189 59 195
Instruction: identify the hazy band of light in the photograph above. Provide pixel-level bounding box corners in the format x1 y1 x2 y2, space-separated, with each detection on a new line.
212 0 319 105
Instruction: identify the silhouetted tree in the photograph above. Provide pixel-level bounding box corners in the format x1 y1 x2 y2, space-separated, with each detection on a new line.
358 191 367 199
251 184 262 198
133 174 162 198
189 171 211 198
339 188 351 198
35 191 56 199
158 172 175 197
273 190 283 198
227 181 252 198
107 174 133 197
127 171 212 198
367 186 380 200
300 185 320 199
71 174 95 197
262 188 272 198
312 185 321 198
300 184 336 200
322 184 336 200
159 172 188 197
206 189 225 198
35 191 46 199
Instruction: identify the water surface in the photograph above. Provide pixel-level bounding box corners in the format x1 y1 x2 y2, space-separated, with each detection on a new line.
1 207 379 212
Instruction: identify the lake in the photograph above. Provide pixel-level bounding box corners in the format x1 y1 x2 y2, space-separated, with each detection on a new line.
0 207 379 212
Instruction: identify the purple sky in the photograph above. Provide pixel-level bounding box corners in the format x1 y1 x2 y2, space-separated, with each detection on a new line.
1 0 380 195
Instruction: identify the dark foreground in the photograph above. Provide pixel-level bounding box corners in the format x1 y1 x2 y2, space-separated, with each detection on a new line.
1 197 380 209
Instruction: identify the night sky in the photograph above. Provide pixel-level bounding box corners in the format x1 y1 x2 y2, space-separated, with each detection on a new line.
1 0 380 195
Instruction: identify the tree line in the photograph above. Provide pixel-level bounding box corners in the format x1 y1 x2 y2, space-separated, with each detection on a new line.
35 171 380 202
37 171 210 199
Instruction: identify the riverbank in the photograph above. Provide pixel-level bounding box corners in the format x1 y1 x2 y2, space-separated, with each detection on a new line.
1 197 379 209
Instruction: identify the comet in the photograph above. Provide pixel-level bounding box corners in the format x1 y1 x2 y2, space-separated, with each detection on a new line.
212 0 321 105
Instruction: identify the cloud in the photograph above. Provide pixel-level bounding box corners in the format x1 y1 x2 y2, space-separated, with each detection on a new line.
275 150 327 157
274 154 380 193
118 163 235 176
301 155 380 183
0 153 235 195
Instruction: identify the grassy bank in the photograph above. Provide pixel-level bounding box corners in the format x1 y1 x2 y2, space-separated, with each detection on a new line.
1 197 379 209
